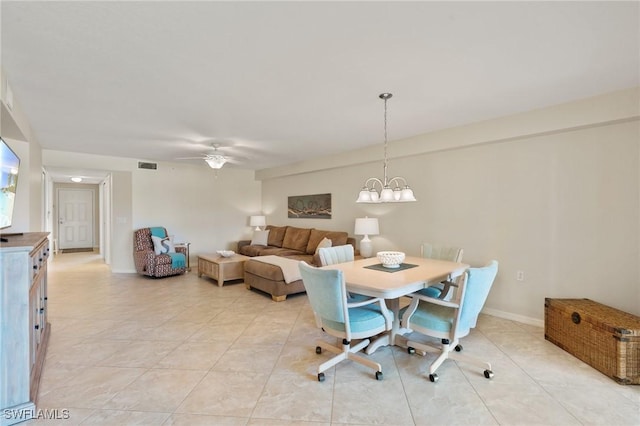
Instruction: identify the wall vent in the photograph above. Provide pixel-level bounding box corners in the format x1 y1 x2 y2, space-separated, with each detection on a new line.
138 161 157 170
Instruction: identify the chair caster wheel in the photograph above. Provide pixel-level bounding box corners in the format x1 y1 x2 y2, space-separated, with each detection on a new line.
375 371 383 381
407 347 416 355
429 373 438 383
484 370 494 379
316 346 322 354
455 344 463 352
318 372 325 382
441 339 449 344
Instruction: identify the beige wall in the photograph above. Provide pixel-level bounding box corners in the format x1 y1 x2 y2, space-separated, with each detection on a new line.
131 162 262 266
261 89 640 324
43 150 262 272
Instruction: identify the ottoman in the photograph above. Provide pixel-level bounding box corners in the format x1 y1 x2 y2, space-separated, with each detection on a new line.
244 258 306 302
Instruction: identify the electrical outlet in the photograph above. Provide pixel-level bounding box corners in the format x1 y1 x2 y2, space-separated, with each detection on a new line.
516 271 525 281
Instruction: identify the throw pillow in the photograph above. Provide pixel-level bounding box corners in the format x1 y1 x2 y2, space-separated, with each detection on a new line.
251 230 270 246
314 237 332 254
151 235 176 255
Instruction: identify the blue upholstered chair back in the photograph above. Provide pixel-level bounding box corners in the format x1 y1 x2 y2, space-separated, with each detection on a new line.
459 260 499 331
421 243 463 262
318 245 355 266
299 261 348 325
418 243 464 299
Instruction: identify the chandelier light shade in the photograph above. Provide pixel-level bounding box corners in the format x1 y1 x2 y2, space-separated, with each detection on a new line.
356 93 417 203
205 153 227 169
354 216 379 258
249 215 266 231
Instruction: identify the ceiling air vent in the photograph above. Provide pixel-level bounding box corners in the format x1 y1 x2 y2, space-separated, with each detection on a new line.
138 161 157 170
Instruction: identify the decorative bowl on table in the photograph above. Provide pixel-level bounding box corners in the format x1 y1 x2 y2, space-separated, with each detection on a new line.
217 250 235 258
376 251 405 269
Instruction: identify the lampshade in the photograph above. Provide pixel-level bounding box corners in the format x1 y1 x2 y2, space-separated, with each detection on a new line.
354 217 379 236
250 215 266 230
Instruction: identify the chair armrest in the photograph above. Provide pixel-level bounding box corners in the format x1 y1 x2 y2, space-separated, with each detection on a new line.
401 292 459 329
347 297 383 308
438 280 458 300
412 292 460 308
133 250 155 274
175 246 187 256
237 240 251 250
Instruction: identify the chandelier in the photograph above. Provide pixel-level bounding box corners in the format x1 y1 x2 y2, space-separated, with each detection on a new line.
356 93 416 203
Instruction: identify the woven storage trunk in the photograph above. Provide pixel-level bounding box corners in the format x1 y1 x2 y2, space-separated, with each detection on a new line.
545 298 640 384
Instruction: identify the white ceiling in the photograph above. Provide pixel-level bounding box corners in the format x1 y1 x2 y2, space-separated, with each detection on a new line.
1 1 638 177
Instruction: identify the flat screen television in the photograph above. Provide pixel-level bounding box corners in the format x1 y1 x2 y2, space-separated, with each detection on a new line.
0 137 20 232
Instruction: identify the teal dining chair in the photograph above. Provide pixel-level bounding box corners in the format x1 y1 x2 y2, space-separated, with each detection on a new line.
318 245 370 303
418 242 464 300
401 260 499 382
299 261 393 382
317 244 355 266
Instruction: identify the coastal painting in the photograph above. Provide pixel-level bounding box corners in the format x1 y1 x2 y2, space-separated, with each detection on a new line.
288 193 331 219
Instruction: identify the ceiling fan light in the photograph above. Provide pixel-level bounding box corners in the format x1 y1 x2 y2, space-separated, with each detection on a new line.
205 155 227 169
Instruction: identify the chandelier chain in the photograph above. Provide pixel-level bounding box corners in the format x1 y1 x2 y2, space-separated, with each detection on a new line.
383 95 388 186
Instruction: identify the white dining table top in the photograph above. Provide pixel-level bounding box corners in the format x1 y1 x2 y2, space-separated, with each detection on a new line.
321 256 470 299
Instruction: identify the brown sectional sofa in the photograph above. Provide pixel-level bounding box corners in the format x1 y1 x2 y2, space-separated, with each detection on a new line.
238 225 356 301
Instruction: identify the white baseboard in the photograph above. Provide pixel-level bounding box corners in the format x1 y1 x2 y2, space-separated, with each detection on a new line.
111 268 137 274
481 307 544 328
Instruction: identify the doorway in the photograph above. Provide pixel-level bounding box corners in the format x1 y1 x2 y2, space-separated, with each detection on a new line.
57 188 95 251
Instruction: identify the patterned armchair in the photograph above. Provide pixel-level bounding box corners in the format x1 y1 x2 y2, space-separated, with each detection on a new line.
133 227 187 278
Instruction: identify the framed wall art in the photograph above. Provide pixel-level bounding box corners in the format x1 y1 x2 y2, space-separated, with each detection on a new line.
288 193 331 219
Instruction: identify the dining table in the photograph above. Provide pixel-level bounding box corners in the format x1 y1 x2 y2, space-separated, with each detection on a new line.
321 255 469 354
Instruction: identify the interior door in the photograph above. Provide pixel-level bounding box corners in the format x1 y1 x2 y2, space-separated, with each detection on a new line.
58 188 94 250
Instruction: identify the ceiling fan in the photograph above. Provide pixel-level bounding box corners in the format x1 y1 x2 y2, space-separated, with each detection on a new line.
177 143 229 169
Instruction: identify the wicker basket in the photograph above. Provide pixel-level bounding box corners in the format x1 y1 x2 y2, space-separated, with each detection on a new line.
545 298 640 384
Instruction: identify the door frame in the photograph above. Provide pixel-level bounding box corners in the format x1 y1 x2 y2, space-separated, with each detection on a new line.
56 187 96 250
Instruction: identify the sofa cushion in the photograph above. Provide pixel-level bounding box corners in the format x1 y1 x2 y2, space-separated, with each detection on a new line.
259 247 303 257
239 245 268 257
315 237 332 254
266 225 288 247
282 226 312 252
250 230 269 246
305 229 349 254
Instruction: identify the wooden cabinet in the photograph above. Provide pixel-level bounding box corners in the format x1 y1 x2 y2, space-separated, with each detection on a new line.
1 233 50 425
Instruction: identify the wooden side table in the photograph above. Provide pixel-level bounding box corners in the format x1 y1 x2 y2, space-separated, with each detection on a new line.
197 253 250 286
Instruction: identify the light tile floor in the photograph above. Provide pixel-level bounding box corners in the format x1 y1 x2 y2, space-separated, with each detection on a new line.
29 252 639 425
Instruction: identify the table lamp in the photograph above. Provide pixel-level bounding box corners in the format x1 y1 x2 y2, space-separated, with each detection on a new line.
249 215 266 231
354 216 379 258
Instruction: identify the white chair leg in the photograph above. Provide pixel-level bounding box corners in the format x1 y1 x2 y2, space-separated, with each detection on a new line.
318 352 348 373
428 350 450 375
350 352 382 372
